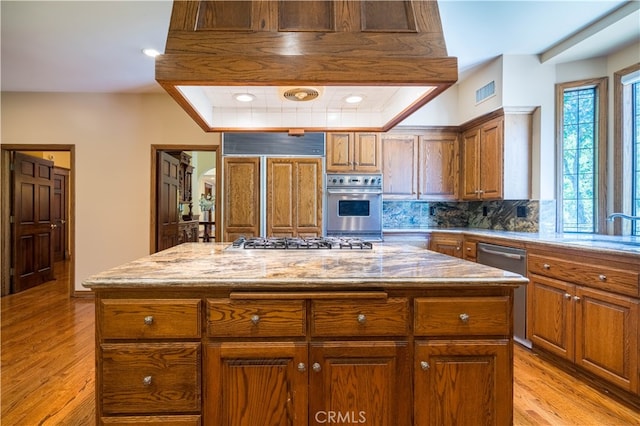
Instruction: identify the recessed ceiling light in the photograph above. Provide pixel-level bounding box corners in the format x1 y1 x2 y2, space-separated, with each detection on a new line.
142 48 161 58
234 93 256 102
344 95 364 104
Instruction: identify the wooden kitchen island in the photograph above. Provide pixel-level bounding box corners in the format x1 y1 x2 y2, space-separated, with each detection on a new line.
84 242 527 426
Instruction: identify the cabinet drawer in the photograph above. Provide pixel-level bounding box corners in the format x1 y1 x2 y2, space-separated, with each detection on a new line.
311 298 409 336
414 297 510 336
101 299 201 339
101 415 201 425
207 299 305 337
528 253 639 297
101 343 201 414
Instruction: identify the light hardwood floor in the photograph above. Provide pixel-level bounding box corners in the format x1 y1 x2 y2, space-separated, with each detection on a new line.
1 261 639 425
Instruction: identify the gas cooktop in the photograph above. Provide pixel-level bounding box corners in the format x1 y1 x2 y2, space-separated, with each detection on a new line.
231 236 373 250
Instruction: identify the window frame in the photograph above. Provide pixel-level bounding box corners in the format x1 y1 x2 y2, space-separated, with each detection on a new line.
555 77 608 234
613 63 640 236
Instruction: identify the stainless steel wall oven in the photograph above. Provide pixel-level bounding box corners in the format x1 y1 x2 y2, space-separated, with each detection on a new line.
325 174 383 240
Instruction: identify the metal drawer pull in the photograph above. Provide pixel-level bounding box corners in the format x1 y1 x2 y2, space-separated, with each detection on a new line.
143 376 152 386
598 274 607 281
357 314 366 324
297 363 306 372
543 263 551 270
143 316 154 325
564 293 572 299
420 361 430 370
250 314 260 325
312 363 322 373
459 313 470 323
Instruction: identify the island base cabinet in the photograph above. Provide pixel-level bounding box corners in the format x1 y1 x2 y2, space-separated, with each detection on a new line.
309 341 411 426
101 343 201 415
204 342 308 426
414 340 512 426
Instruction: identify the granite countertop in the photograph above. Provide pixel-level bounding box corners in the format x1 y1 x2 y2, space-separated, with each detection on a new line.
82 242 527 289
385 228 640 257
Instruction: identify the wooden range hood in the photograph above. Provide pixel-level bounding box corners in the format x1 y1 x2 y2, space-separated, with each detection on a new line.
156 0 458 132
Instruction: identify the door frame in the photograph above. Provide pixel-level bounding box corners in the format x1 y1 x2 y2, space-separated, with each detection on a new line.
1 144 76 297
150 145 221 252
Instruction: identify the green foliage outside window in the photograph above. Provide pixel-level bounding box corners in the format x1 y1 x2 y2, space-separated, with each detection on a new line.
562 88 597 233
633 82 640 235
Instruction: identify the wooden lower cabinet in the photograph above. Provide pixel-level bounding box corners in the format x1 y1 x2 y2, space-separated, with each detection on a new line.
309 341 411 426
530 274 639 393
204 342 308 425
415 339 511 426
429 232 463 258
96 289 514 425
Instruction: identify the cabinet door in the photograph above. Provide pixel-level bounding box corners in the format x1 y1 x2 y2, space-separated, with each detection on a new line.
381 135 418 199
529 274 575 361
204 342 308 426
429 234 463 258
309 341 411 426
267 158 322 238
354 133 381 172
418 131 459 200
223 157 260 241
415 339 511 426
460 128 480 200
574 286 639 393
326 133 354 172
478 118 503 199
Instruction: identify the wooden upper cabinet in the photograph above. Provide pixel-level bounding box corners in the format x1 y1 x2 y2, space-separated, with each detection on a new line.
418 131 459 200
326 132 381 173
381 134 418 199
382 129 459 201
460 109 532 200
266 158 323 238
223 157 260 242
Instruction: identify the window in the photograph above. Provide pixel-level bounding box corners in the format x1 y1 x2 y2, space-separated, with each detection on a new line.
556 78 607 233
634 81 640 235
614 64 640 236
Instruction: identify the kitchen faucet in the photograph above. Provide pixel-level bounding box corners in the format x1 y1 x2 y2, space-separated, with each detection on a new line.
607 213 640 222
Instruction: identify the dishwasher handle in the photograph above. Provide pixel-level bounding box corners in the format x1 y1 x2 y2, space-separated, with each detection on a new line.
478 246 524 260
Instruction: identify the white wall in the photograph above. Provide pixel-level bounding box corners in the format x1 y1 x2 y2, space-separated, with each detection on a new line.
1 92 220 292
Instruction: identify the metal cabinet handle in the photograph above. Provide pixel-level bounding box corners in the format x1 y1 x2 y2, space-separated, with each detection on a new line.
573 296 581 302
297 363 306 372
251 314 260 325
357 314 366 324
312 362 322 373
143 376 152 386
144 315 154 325
543 263 551 270
50 223 58 229
564 293 571 299
598 274 607 281
459 313 470 323
420 361 430 370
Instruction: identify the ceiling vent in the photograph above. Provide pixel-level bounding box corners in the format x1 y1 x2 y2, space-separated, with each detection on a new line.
157 0 458 132
281 87 321 102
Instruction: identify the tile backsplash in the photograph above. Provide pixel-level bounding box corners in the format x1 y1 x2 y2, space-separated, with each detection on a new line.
383 199 550 232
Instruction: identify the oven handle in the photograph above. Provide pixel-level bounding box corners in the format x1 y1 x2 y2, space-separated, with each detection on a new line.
326 189 382 195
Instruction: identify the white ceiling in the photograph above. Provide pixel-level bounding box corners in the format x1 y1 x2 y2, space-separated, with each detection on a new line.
1 0 638 94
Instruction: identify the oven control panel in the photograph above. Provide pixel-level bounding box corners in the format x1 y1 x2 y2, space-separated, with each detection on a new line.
326 174 382 188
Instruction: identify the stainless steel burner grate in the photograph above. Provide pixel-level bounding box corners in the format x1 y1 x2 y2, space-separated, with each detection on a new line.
231 236 373 250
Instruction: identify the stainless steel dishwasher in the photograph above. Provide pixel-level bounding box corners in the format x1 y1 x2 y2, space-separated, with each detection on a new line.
477 243 531 348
